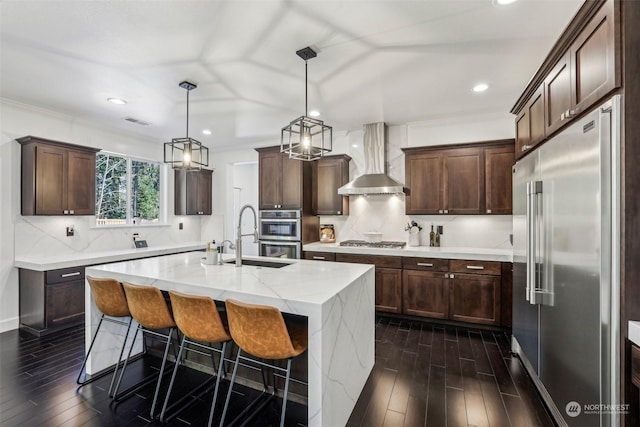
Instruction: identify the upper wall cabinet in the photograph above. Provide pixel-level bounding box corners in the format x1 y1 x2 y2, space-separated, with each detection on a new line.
314 154 351 215
174 169 212 215
516 84 545 159
403 140 514 215
18 136 101 216
512 0 619 153
256 146 314 211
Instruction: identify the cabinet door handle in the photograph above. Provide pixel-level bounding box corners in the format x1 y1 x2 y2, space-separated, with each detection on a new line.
417 262 433 267
522 145 531 152
69 210 74 214
63 210 69 215
466 265 485 270
337 211 341 215
438 210 443 214
444 209 448 214
486 209 492 214
313 256 326 260
450 274 455 279
61 271 81 278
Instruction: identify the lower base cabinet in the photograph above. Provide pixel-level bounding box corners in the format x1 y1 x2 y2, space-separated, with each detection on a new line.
449 273 500 325
376 268 402 313
304 251 511 327
19 266 86 336
402 270 448 318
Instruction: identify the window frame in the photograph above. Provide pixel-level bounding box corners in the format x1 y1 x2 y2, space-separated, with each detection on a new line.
94 151 167 227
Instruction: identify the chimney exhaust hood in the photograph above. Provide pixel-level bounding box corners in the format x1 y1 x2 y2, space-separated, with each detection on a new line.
337 122 405 196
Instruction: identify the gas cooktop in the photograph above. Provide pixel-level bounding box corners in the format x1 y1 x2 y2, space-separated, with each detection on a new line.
339 240 407 249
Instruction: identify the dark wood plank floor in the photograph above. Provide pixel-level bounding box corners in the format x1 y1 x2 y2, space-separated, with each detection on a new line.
0 317 554 426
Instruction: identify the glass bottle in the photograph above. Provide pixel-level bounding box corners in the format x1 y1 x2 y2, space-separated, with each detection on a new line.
429 224 435 247
435 227 440 247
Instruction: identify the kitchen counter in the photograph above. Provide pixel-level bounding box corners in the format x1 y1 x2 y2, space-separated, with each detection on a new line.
85 252 375 427
14 241 207 271
629 321 640 346
303 242 513 262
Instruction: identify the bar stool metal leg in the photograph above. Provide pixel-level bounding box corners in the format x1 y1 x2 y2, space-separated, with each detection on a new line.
219 349 242 427
207 341 228 427
280 359 293 427
149 328 176 419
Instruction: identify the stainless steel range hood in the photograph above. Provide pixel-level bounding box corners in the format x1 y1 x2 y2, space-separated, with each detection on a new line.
338 122 405 195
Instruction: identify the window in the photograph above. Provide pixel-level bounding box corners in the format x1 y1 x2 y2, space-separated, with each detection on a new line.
95 152 163 225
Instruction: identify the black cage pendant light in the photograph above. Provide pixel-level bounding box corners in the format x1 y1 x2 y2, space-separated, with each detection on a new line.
281 47 332 161
164 81 209 170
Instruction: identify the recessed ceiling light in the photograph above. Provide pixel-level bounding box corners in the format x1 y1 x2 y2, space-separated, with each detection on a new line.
107 97 127 105
202 129 212 135
309 110 320 117
472 83 489 93
352 144 359 148
494 0 519 5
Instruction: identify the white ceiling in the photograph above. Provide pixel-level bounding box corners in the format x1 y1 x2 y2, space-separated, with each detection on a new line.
0 0 583 151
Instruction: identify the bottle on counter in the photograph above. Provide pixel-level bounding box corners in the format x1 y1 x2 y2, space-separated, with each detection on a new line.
429 224 435 247
434 226 440 247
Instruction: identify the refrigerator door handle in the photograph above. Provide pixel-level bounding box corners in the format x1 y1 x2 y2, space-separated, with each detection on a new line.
527 180 543 304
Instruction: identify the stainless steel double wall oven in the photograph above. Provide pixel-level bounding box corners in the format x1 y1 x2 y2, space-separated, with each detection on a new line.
258 209 302 258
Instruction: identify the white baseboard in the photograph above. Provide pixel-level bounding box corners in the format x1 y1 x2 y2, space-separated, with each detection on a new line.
0 316 19 333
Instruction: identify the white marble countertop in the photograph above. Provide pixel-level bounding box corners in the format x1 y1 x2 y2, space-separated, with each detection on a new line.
86 251 373 306
303 242 513 262
14 241 207 271
629 321 640 347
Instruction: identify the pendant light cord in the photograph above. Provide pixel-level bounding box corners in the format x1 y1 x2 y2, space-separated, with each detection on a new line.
305 60 308 117
186 89 190 138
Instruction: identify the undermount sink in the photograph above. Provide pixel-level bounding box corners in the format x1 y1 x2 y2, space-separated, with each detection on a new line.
224 259 292 269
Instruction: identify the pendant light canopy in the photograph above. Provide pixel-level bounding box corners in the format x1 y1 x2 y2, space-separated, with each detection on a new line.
164 81 209 170
281 47 332 161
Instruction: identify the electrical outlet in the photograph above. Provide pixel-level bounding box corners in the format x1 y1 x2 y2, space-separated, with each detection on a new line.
179 222 183 230
66 226 74 237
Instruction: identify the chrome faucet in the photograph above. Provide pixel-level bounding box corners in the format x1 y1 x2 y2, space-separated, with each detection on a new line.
235 204 259 267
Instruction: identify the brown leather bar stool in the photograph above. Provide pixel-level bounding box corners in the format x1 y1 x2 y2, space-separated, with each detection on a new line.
160 291 232 426
113 282 178 420
77 276 133 397
219 299 308 427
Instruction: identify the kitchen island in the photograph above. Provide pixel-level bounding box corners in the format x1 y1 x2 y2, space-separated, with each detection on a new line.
85 251 375 427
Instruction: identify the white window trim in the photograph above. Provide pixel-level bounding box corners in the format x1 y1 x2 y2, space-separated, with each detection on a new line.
94 151 168 227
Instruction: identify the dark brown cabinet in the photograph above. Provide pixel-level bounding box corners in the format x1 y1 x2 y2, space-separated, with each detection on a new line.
512 0 619 154
256 146 314 211
448 260 501 326
303 251 336 262
404 140 514 215
402 269 448 319
175 169 213 215
334 253 402 314
18 136 100 216
19 266 86 336
516 84 545 159
315 154 351 215
485 144 515 214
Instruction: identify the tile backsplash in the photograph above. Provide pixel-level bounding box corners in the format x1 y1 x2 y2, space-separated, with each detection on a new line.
320 195 512 249
14 215 202 260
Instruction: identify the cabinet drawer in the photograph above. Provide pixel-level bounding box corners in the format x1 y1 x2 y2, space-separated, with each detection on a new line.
402 257 448 272
46 266 85 284
46 280 85 326
336 253 402 269
449 260 501 276
304 251 336 262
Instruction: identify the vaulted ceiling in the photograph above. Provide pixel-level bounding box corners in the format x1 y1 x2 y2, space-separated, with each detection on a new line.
0 0 583 150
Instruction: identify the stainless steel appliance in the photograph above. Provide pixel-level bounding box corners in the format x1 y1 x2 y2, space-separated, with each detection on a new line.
339 240 406 249
259 210 303 258
258 210 301 241
259 240 301 259
512 96 620 427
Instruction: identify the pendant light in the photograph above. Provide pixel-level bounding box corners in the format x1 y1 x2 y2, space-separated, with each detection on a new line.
281 47 332 161
164 81 209 170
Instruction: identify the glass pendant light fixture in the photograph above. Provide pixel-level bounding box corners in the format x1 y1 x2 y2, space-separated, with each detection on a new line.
164 81 209 170
281 47 332 161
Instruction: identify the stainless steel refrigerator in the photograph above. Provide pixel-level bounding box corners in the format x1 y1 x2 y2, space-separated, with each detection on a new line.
512 95 621 427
